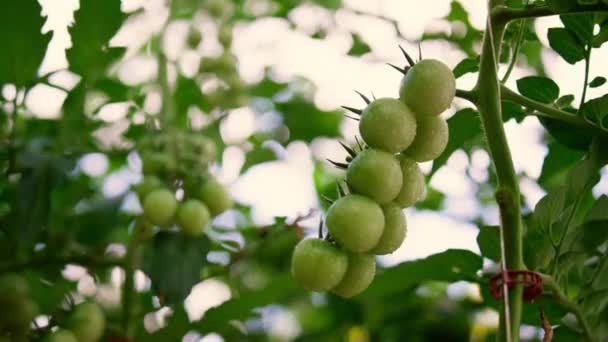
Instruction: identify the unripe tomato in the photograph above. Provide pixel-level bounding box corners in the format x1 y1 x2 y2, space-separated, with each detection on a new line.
66 302 105 342
134 176 162 200
359 98 417 153
1 298 39 331
176 199 211 236
42 329 78 342
371 203 407 255
394 155 425 208
403 115 448 162
331 253 376 298
218 24 233 47
346 149 403 204
399 59 455 117
291 239 348 291
186 28 202 49
140 152 172 175
326 195 385 253
199 178 233 216
143 189 177 226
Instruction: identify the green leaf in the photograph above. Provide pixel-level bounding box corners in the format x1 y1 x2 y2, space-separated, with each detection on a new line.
476 226 501 261
533 189 566 234
195 273 297 334
516 76 560 104
538 141 584 190
501 101 526 122
547 28 586 64
556 94 576 108
241 141 278 172
538 116 592 151
0 0 52 86
560 14 594 43
430 108 482 175
452 57 479 78
66 0 127 79
546 0 577 12
142 232 209 305
589 76 606 88
275 96 343 142
347 33 371 57
415 186 445 211
581 94 608 129
361 249 483 299
576 195 608 250
582 289 608 315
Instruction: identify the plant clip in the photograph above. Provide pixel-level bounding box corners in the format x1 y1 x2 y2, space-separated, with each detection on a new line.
489 270 543 303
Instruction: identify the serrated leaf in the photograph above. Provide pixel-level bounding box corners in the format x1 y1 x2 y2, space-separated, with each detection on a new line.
589 76 606 88
142 232 209 304
453 56 480 78
430 108 482 175
0 0 52 86
477 226 501 261
361 249 483 299
67 0 127 79
547 28 586 64
516 76 560 103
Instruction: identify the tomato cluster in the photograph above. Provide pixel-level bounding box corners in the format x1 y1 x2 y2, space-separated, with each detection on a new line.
0 273 106 342
292 52 454 298
134 131 233 238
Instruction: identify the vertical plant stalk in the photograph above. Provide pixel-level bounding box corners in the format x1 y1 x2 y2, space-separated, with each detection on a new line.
578 45 592 112
122 225 144 338
476 2 525 341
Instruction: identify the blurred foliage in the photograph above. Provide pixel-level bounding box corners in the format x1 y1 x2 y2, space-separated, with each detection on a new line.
0 0 607 341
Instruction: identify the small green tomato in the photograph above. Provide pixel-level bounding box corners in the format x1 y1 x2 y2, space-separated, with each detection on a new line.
359 98 417 153
326 195 385 253
346 149 403 204
143 189 177 226
331 253 376 298
399 59 456 117
65 302 105 342
199 178 233 216
394 155 425 208
42 329 78 342
403 115 448 162
371 203 407 255
291 239 348 291
177 199 211 236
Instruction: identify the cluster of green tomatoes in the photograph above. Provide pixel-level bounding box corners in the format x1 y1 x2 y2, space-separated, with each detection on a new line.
135 131 233 238
0 274 105 342
291 50 456 298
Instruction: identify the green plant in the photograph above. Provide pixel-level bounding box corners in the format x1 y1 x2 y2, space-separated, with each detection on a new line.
42 329 78 342
345 148 403 204
371 203 407 255
142 189 178 226
176 199 211 236
359 98 417 153
65 302 105 342
399 59 456 117
331 253 376 298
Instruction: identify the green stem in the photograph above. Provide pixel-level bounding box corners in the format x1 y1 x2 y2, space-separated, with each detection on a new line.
494 4 608 22
121 225 144 338
158 53 175 126
541 274 596 341
501 16 526 84
455 88 477 103
578 46 592 113
475 4 524 340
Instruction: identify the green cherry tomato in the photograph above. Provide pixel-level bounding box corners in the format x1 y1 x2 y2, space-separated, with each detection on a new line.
66 302 105 342
177 199 211 236
399 59 456 117
371 203 407 255
1 298 39 332
143 189 177 226
326 195 385 253
394 155 425 208
346 149 403 204
199 177 233 217
403 115 448 162
331 253 376 298
359 98 417 153
291 239 348 291
42 329 78 342
134 176 162 200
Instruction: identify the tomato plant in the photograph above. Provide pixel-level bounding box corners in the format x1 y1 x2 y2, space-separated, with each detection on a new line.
1 0 608 341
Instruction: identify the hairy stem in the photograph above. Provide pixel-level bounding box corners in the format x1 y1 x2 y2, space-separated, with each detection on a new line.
541 274 596 341
476 3 524 340
494 4 608 22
